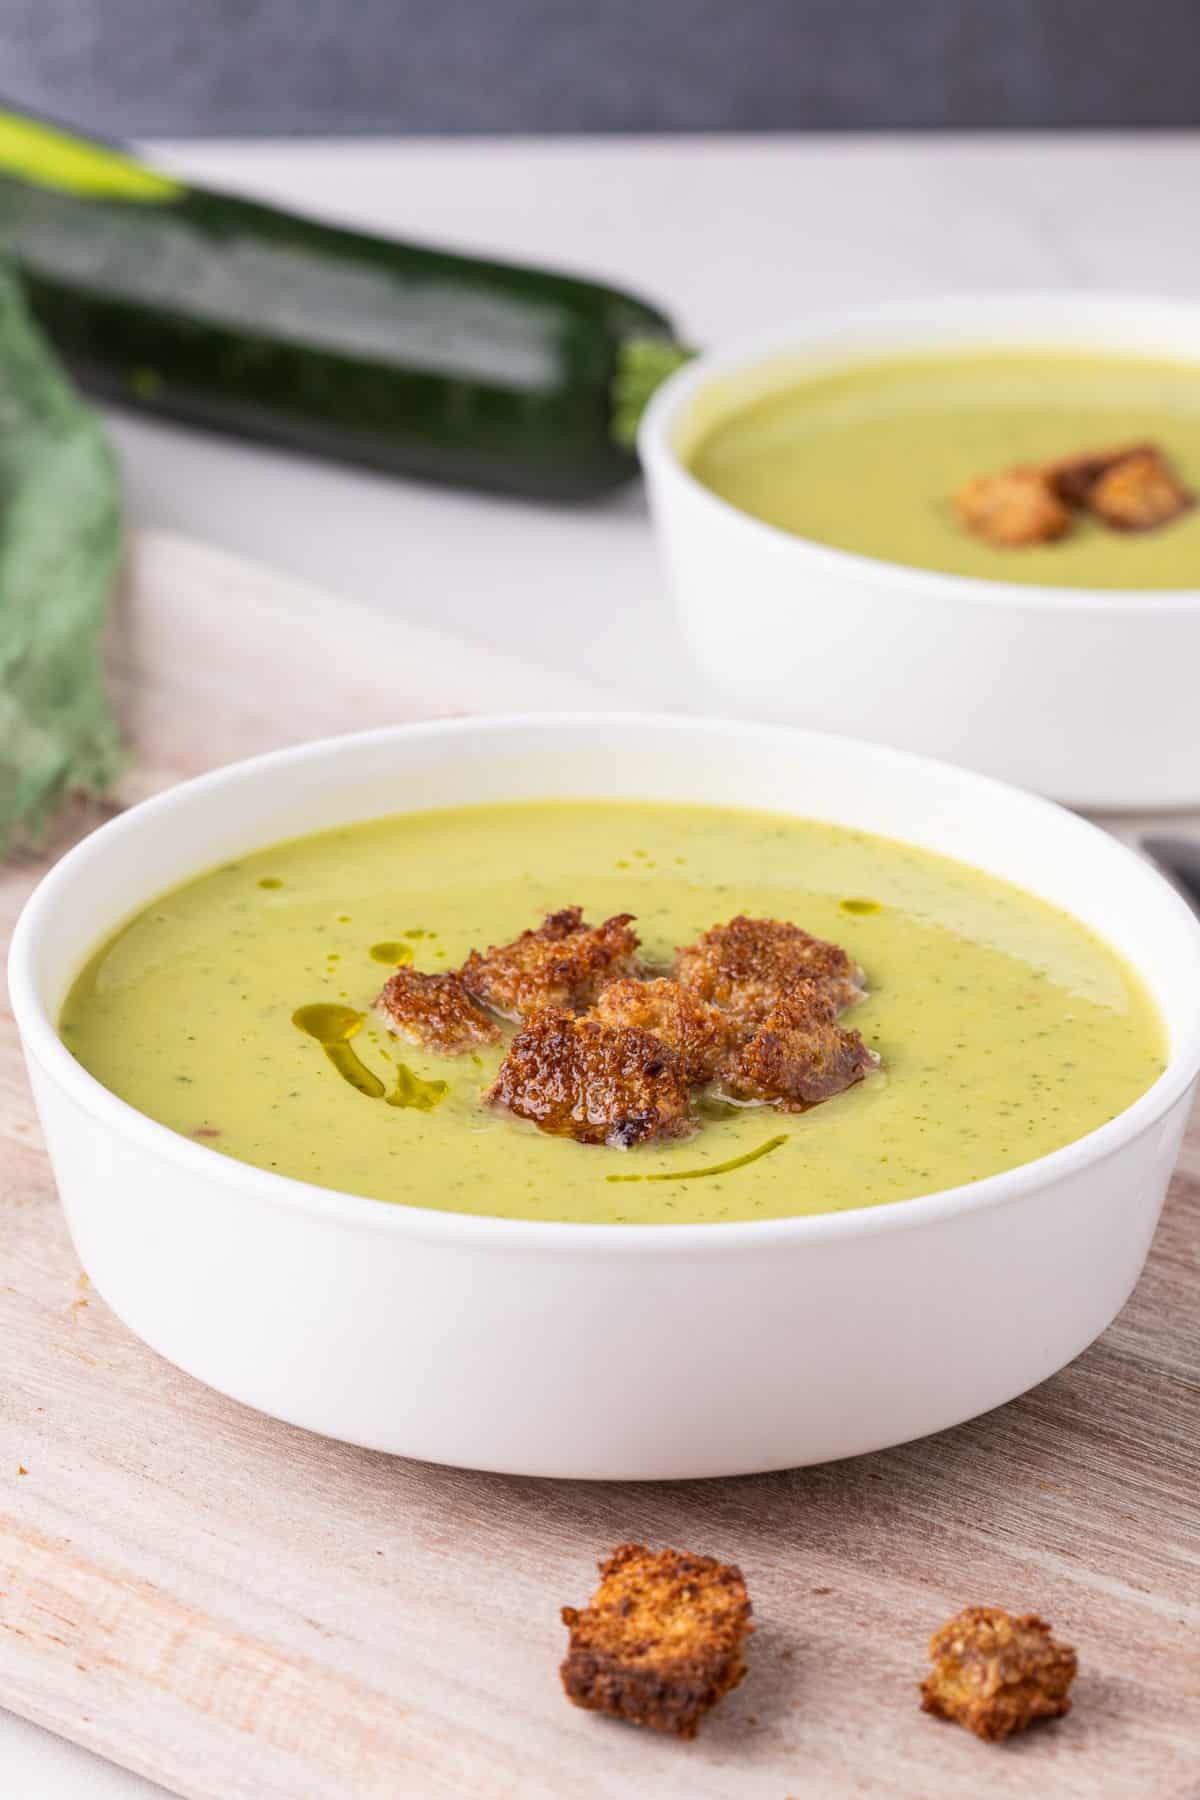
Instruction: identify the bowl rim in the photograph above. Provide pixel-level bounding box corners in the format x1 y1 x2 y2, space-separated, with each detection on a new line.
10 710 1200 1256
639 290 1200 612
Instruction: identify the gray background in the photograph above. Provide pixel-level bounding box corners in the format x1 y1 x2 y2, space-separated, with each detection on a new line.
3 0 1199 136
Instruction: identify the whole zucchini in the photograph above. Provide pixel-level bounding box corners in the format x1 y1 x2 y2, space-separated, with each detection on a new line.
0 110 689 501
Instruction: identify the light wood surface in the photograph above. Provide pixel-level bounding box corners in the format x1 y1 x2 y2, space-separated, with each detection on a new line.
2 532 1198 1798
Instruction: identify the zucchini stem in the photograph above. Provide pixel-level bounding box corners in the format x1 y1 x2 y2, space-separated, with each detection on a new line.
611 337 696 450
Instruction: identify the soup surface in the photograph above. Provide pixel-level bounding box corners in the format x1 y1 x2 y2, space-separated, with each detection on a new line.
687 351 1200 588
60 801 1164 1225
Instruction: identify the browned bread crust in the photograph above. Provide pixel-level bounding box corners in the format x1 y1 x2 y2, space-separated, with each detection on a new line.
560 1543 753 1739
1086 447 1194 532
676 914 864 1022
920 1605 1077 1742
460 906 640 1019
723 982 877 1109
956 441 1193 547
376 967 500 1055
592 977 746 1083
1043 440 1151 506
486 1008 693 1147
952 468 1072 547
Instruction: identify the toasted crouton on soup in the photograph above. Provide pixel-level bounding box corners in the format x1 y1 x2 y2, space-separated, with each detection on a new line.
675 914 865 1022
722 982 877 1110
561 1543 753 1739
376 967 500 1055
1043 440 1149 507
486 1007 693 1147
460 906 640 1019
592 977 746 1084
1085 446 1194 533
952 467 1072 547
957 440 1193 545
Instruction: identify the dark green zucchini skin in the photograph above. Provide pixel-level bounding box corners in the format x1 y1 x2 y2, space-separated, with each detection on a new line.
0 175 677 501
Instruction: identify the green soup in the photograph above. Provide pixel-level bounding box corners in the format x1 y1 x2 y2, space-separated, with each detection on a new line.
687 351 1200 588
59 801 1165 1225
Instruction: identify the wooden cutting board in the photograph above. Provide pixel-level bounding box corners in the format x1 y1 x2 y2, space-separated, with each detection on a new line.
2 532 1198 1799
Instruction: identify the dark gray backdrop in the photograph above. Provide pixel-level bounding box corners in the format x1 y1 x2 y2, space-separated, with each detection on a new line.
4 0 1198 136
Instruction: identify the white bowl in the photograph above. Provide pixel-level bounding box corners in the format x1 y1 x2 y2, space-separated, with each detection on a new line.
9 715 1200 1479
640 293 1200 810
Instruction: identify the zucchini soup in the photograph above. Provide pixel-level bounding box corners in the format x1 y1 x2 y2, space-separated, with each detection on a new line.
58 800 1165 1225
687 350 1200 587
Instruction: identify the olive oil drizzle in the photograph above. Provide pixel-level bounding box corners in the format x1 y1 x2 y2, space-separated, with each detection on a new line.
606 1134 787 1184
292 1003 385 1099
325 1043 386 1099
293 1002 448 1110
369 942 415 965
386 1064 449 1111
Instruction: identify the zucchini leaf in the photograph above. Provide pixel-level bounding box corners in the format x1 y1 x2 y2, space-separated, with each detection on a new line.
0 258 123 852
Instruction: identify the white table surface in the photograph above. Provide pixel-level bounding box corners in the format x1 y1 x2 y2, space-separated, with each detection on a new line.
8 128 1200 1797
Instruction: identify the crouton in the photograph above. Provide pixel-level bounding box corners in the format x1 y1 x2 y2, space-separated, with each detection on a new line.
592 977 746 1084
722 982 877 1110
1043 441 1148 507
920 1606 1077 1743
486 1007 693 1148
460 906 640 1020
953 468 1072 548
1086 446 1194 532
676 915 865 1022
376 967 499 1055
560 1543 753 1739
965 441 1194 541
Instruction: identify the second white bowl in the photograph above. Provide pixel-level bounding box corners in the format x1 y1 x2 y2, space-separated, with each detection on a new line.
641 293 1200 809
